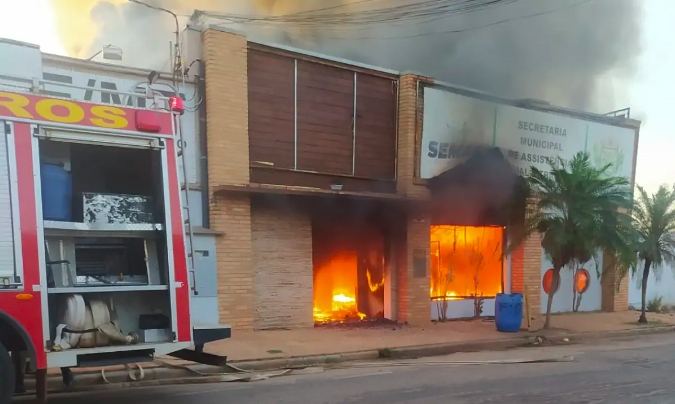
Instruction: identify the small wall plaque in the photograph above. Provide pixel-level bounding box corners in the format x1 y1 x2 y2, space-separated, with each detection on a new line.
412 248 427 278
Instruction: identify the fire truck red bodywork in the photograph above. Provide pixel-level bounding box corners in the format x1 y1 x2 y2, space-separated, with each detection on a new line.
0 90 193 369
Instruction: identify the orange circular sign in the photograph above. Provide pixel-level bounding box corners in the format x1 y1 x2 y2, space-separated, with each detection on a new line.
542 269 560 295
575 269 590 294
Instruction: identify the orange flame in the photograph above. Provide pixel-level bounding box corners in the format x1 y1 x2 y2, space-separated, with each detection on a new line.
430 225 504 300
313 293 366 323
366 269 385 292
313 252 366 323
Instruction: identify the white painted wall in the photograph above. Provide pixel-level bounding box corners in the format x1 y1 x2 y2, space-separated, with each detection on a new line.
628 263 675 307
431 298 496 320
540 250 603 313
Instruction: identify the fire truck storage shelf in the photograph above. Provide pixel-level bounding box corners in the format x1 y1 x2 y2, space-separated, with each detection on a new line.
44 221 163 232
39 137 178 351
43 220 164 238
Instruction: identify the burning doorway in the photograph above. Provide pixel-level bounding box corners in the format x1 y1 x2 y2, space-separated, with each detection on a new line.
312 220 387 324
430 225 505 320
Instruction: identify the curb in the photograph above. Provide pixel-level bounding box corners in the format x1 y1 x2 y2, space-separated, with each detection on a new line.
28 324 675 393
384 325 675 359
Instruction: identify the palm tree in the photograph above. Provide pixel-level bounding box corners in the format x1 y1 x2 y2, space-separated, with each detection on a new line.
510 151 634 329
631 184 675 324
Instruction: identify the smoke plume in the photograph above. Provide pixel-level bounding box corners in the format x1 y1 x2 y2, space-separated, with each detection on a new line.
48 0 643 111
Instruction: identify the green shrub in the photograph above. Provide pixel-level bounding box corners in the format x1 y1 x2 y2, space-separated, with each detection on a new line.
647 295 663 313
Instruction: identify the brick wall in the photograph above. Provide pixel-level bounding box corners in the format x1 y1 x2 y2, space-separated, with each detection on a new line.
394 74 432 324
601 251 629 312
202 28 250 186
614 274 629 311
522 232 543 315
396 74 430 199
396 210 431 324
509 199 543 317
610 209 630 311
210 194 254 329
202 28 255 329
251 200 314 329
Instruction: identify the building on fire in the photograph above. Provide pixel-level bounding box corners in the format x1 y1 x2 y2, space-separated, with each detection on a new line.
181 24 641 330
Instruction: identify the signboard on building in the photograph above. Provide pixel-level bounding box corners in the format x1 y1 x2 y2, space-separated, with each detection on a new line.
420 86 638 181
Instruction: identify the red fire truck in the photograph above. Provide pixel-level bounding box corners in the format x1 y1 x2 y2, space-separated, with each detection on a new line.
0 74 230 403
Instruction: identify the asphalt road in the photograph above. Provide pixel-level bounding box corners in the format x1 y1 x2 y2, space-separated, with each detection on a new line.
15 333 675 404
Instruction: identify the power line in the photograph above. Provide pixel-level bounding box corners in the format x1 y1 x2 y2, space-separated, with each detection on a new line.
203 0 521 27
332 0 596 40
277 0 515 26
234 0 595 40
278 0 386 17
175 0 596 42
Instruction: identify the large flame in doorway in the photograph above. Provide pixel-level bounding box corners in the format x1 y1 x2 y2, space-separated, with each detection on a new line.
313 251 385 323
313 252 365 322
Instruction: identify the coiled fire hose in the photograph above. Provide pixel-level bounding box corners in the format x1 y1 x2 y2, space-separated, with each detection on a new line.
54 294 138 350
51 294 145 383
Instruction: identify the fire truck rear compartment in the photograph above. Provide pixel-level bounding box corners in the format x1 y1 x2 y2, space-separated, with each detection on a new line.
40 141 165 223
39 139 177 359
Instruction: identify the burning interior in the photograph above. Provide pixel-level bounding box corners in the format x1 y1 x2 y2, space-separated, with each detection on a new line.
430 225 504 318
425 147 526 319
312 218 386 324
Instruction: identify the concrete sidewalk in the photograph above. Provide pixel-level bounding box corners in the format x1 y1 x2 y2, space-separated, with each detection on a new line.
41 310 675 388
204 311 675 362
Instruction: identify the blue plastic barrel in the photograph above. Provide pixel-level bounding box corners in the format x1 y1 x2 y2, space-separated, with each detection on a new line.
40 163 72 221
495 293 523 333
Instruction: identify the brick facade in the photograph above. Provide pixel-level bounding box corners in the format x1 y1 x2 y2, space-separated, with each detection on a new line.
203 28 255 330
601 251 629 312
396 74 430 199
202 29 250 187
209 194 254 329
251 200 314 329
199 28 628 331
400 211 432 324
522 232 543 315
395 74 432 324
614 276 629 312
509 218 543 317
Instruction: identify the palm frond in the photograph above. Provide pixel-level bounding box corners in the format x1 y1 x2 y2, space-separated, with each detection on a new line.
510 151 636 276
632 184 675 273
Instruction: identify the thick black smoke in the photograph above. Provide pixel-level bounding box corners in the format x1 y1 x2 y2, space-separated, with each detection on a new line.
56 0 643 112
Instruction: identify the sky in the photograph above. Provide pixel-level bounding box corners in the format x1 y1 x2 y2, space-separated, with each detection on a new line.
0 0 672 193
